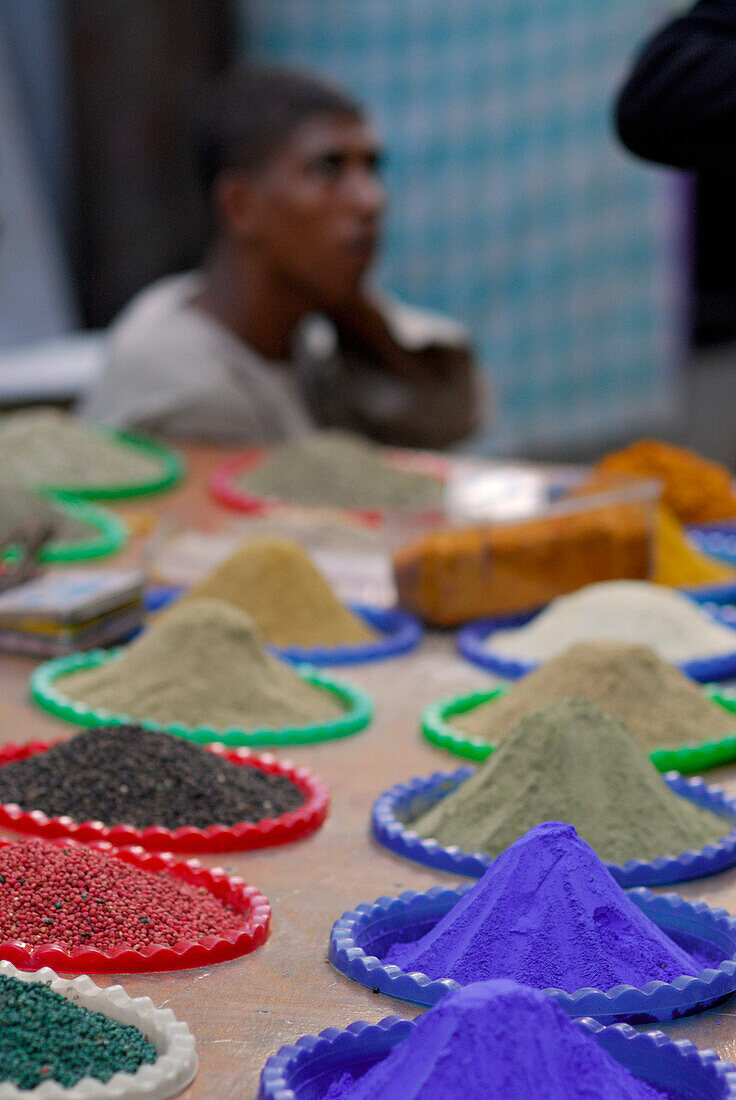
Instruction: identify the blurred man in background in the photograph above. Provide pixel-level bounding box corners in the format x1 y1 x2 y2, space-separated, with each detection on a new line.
82 65 481 448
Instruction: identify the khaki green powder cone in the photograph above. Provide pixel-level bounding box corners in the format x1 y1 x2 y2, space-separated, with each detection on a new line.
57 597 346 730
415 697 731 865
235 429 444 511
455 642 736 750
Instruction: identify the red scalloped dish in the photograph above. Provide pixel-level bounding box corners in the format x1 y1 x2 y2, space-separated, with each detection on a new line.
0 741 329 853
0 836 271 973
209 448 449 526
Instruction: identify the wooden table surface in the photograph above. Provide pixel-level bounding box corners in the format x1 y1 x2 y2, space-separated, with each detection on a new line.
4 444 736 1099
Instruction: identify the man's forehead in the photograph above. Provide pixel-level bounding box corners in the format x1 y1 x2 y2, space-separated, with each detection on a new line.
279 113 382 161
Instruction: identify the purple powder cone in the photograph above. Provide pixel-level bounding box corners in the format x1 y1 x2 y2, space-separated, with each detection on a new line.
324 980 667 1099
385 822 701 992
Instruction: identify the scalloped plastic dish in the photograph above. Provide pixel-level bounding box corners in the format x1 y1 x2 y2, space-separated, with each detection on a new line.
329 886 736 1023
30 649 374 747
372 767 736 887
688 523 736 567
274 604 423 667
40 498 128 562
258 1012 736 1100
456 612 736 683
421 686 736 773
209 447 448 525
0 960 197 1099
0 837 270 973
38 432 185 500
0 741 329 854
2 498 128 566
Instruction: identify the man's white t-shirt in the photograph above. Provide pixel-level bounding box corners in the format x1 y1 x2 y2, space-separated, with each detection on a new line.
81 272 476 447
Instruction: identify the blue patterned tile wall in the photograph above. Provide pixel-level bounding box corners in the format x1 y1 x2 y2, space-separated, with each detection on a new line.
242 1 684 455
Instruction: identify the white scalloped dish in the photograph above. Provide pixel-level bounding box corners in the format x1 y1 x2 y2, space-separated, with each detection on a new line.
0 961 197 1099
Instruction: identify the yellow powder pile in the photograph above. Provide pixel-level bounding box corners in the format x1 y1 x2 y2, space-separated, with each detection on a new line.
184 538 378 648
651 505 734 587
595 439 736 524
55 598 346 731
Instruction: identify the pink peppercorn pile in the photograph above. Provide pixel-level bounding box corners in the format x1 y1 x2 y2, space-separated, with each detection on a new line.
0 840 245 952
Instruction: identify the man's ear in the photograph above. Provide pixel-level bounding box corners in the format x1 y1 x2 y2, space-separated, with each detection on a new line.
212 171 263 243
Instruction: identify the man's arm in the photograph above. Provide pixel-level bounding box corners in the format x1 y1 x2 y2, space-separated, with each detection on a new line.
321 293 484 449
615 0 736 170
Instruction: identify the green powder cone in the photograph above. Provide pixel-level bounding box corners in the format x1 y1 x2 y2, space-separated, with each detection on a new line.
414 698 731 865
235 429 444 511
455 642 736 751
56 597 345 730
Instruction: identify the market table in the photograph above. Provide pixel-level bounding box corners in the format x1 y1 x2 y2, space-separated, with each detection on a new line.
2 444 736 1099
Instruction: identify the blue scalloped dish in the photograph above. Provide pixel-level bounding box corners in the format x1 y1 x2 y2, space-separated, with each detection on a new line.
144 585 183 613
371 767 736 888
329 886 736 1023
273 604 423 667
688 523 736 567
456 609 736 682
258 1013 736 1100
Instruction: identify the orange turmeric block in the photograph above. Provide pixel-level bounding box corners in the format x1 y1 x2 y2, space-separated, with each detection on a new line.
393 505 651 627
595 440 736 524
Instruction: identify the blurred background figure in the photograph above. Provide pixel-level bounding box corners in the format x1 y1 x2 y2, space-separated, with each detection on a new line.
615 0 736 466
0 1 701 460
615 0 736 172
81 65 480 448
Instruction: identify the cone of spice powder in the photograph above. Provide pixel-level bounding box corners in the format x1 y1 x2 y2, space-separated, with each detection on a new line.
454 642 736 751
315 980 666 1100
183 537 378 648
0 408 164 489
384 823 704 992
595 438 736 524
485 580 736 665
234 429 444 512
413 699 731 864
53 598 347 730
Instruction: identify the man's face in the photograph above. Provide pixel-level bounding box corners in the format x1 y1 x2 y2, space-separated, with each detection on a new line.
245 112 386 307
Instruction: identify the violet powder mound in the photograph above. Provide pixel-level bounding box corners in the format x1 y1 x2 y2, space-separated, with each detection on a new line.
384 822 704 992
320 980 667 1100
0 725 305 830
413 698 731 864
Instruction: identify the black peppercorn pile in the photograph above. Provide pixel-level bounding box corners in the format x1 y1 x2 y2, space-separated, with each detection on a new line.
0 725 306 830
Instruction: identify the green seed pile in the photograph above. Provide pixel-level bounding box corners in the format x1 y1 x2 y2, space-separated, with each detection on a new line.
0 725 305 830
0 973 157 1089
0 839 245 952
235 429 444 511
0 408 162 489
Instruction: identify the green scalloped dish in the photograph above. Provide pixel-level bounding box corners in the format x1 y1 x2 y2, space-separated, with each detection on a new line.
30 648 373 747
422 686 736 775
2 498 128 565
38 432 185 500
